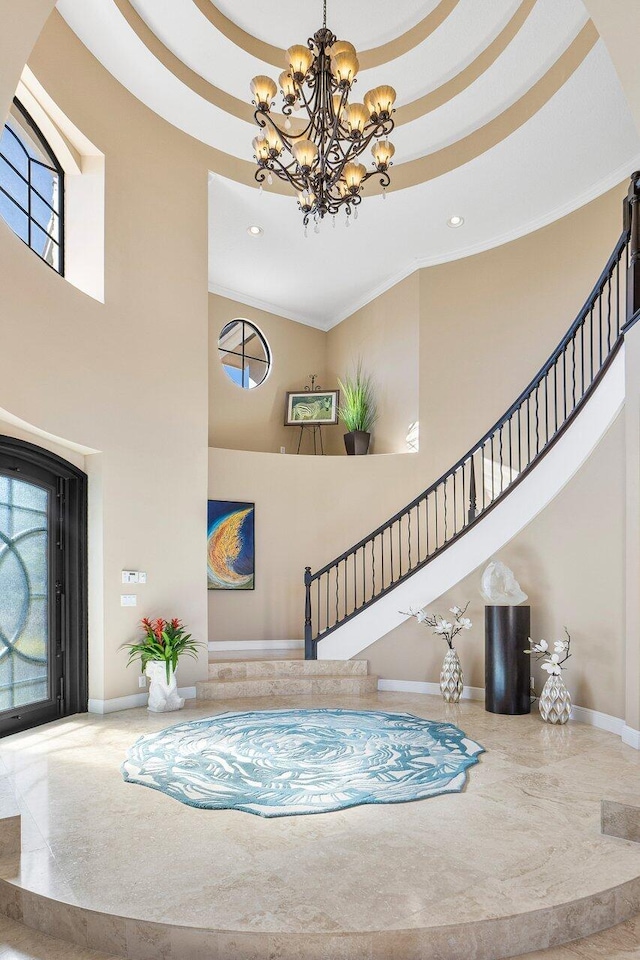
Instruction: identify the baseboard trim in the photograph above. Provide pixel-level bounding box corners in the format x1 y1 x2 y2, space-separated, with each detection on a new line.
208 640 304 652
88 686 197 715
377 679 638 748
571 704 624 736
377 678 485 701
622 725 640 750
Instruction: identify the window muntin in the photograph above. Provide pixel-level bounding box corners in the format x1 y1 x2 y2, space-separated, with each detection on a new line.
0 98 64 274
218 320 271 389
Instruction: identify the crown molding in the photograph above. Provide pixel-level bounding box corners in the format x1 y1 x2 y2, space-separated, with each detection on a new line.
208 282 330 330
324 155 640 328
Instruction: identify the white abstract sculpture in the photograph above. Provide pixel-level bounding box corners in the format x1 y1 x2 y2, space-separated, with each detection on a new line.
146 661 185 713
480 560 528 605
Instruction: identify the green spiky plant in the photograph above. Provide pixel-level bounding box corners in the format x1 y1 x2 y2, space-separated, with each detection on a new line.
337 364 378 434
121 618 203 684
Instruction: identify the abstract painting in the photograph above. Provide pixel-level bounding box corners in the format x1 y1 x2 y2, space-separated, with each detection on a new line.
207 500 255 590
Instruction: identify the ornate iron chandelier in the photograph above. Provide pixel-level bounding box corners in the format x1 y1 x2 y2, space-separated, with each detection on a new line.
250 0 397 230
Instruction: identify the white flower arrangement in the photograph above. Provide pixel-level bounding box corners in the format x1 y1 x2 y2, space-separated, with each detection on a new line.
525 629 572 676
402 602 472 650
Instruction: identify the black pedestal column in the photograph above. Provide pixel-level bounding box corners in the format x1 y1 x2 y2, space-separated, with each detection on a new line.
485 605 531 715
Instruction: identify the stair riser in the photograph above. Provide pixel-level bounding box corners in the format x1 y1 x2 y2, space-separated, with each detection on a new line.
208 660 369 680
196 676 378 700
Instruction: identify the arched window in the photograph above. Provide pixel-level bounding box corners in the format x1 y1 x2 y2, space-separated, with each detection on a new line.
218 320 271 389
0 98 64 274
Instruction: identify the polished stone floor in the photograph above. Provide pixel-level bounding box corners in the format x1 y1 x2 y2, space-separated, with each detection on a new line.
0 913 638 960
0 692 638 937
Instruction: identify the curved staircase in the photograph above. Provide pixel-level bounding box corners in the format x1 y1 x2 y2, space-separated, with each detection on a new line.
304 174 640 661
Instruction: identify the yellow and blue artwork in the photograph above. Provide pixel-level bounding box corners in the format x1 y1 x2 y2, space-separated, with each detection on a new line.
207 500 255 590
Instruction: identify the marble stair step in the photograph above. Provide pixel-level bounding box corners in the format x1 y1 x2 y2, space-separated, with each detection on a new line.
207 658 369 680
196 674 379 700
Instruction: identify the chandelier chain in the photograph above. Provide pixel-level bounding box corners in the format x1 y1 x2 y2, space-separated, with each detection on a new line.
323 0 327 28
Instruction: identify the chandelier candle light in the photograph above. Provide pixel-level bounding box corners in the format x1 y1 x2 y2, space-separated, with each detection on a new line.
250 0 397 230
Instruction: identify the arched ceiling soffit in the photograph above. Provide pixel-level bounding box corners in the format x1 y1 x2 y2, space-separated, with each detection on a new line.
57 0 599 194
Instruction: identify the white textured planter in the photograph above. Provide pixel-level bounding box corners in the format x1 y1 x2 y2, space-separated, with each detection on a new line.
440 648 464 703
146 661 185 713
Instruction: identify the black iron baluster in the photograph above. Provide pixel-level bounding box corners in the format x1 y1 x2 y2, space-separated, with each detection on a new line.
398 517 402 578
508 416 513 481
435 487 439 549
571 334 576 410
481 444 486 511
335 562 339 626
353 550 357 612
589 305 594 384
325 570 329 631
553 360 558 433
362 544 366 602
381 528 385 592
372 536 376 598
616 255 620 336
390 521 394 585
517 407 522 473
580 315 585 400
599 292 603 368
425 492 430 556
408 510 412 570
344 555 348 618
452 470 458 536
468 456 477 522
416 501 421 562
491 433 496 503
543 375 548 448
607 275 612 352
443 480 448 542
317 576 320 635
562 346 567 422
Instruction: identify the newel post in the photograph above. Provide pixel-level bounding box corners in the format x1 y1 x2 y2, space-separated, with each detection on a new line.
626 172 640 326
304 566 316 660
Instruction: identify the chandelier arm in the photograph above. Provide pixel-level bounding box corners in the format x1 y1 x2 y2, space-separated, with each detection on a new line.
268 154 311 191
322 86 350 173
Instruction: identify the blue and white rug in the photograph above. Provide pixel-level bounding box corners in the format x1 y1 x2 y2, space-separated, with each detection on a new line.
122 708 484 817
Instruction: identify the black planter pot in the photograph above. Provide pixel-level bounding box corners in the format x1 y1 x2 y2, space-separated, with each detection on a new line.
344 431 371 455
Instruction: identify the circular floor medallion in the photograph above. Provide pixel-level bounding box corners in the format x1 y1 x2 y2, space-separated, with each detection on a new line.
121 708 484 817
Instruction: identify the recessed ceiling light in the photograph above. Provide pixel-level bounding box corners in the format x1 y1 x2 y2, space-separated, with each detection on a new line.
447 215 464 228
247 225 264 237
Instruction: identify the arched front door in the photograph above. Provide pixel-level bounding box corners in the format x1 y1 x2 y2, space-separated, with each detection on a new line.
0 436 87 737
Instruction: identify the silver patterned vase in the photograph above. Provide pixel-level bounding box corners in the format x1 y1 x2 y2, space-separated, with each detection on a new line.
539 675 571 724
440 648 464 703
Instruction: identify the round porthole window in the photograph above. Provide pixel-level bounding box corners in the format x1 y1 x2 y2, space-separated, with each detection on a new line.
218 319 271 389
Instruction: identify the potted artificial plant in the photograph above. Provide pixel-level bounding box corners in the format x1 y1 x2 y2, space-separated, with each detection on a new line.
122 617 203 713
337 364 378 456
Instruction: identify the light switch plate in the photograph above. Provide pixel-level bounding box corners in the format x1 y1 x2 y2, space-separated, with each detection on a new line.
138 572 147 584
138 675 147 688
122 571 139 584
121 594 137 607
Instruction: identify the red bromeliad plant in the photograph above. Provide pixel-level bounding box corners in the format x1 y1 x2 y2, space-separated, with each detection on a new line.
122 617 202 684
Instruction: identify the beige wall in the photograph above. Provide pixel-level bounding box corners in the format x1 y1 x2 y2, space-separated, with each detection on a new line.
326 273 420 455
362 414 626 719
209 294 327 453
1 10 210 701
418 186 627 481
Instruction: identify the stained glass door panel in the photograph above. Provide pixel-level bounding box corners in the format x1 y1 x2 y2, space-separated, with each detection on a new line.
0 476 51 713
